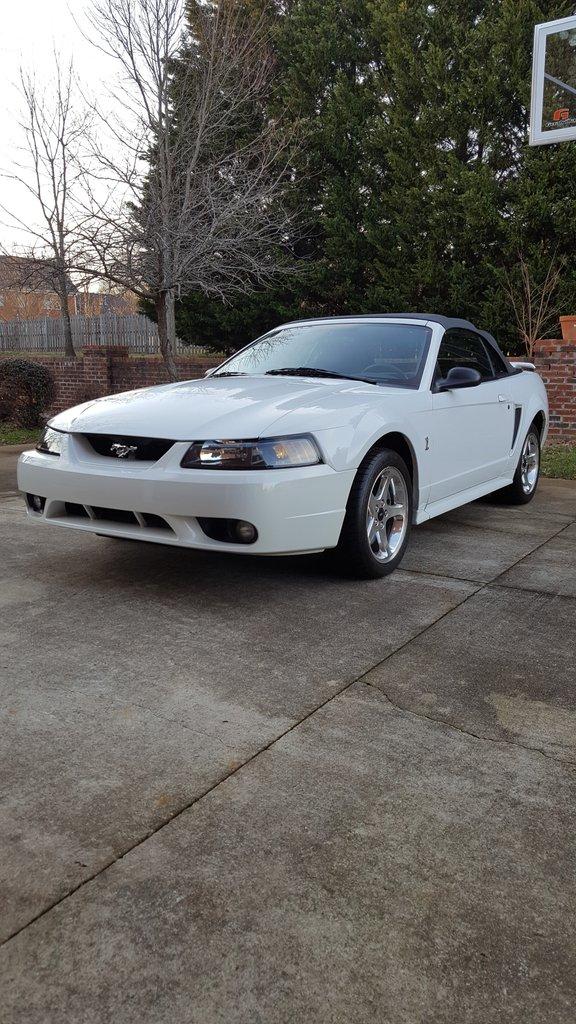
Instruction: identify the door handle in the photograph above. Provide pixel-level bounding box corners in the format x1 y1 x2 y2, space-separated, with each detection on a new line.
498 394 509 403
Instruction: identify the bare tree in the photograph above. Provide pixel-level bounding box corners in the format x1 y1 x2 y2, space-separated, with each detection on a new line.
1 59 94 358
504 251 565 360
81 0 298 377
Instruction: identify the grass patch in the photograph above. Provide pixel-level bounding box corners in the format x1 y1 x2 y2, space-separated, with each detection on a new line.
541 445 576 480
0 422 40 446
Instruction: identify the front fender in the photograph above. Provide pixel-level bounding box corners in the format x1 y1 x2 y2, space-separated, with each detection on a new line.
314 403 431 515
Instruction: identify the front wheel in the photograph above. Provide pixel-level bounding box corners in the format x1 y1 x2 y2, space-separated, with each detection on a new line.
500 425 541 505
335 449 412 579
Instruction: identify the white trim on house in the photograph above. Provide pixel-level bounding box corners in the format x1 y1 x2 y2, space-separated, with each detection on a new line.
530 15 576 145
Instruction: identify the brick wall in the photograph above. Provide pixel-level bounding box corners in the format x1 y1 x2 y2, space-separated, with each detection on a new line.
109 351 219 395
0 346 221 415
2 340 576 444
533 338 576 444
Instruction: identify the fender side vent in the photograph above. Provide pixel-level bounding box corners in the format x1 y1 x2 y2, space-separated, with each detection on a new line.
511 407 522 449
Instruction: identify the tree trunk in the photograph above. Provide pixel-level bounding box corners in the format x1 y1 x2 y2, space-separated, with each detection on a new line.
156 290 179 380
57 276 75 359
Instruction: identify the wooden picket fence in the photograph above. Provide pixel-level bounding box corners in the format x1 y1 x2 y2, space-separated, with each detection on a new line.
0 313 206 356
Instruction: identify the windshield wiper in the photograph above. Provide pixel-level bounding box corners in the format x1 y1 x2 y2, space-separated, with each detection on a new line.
212 371 248 377
266 367 378 384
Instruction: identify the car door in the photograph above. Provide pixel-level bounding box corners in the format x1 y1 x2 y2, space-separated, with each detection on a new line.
428 328 514 504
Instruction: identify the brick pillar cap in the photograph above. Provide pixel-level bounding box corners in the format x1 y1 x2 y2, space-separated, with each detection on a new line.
559 317 576 343
83 346 109 356
83 345 130 358
105 345 129 357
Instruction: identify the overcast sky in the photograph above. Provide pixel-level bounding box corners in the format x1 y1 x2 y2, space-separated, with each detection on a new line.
1 0 116 248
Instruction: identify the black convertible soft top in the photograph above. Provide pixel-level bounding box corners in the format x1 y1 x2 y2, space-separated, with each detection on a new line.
293 313 515 375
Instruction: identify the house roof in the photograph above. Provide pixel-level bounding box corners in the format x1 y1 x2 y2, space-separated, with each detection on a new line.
0 256 77 294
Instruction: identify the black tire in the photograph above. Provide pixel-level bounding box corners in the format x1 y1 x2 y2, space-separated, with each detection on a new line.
335 448 413 579
500 424 541 505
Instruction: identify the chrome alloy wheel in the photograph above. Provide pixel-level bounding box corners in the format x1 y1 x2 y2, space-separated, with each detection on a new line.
366 468 409 562
521 431 539 495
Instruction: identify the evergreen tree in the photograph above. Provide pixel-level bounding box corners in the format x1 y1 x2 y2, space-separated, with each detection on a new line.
364 0 529 338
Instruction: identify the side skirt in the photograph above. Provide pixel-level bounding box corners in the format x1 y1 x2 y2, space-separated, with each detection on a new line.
415 476 513 525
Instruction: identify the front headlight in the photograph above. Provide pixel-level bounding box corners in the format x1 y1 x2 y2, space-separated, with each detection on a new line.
37 426 66 457
181 435 322 470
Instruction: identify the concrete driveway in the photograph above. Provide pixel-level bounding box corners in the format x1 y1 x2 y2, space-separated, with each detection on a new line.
1 444 575 1023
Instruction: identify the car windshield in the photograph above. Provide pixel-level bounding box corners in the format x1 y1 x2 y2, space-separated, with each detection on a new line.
214 322 432 388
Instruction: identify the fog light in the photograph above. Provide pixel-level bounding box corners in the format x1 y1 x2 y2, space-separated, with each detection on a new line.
235 520 257 544
27 494 46 513
197 517 259 544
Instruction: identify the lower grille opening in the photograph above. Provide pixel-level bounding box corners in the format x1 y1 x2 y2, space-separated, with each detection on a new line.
56 502 175 534
65 502 90 519
141 513 172 531
92 507 139 525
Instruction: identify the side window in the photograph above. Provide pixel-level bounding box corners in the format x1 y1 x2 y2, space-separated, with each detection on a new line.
436 329 495 382
487 345 509 376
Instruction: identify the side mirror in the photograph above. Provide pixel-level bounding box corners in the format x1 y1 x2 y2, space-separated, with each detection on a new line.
204 367 216 378
436 366 482 392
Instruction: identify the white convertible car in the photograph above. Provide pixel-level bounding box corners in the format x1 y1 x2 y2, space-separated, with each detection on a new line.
18 314 548 578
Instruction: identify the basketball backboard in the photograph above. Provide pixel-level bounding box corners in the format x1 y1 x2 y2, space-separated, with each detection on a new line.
530 14 576 145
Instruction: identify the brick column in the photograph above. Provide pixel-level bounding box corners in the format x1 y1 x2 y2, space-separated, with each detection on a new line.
82 346 112 397
533 337 576 444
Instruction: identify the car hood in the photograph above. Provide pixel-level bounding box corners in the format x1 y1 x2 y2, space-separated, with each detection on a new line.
50 375 402 439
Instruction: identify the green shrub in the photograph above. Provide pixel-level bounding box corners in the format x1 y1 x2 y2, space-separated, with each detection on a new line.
0 359 56 429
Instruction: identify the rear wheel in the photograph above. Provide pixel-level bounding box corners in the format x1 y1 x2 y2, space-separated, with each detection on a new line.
335 449 412 579
501 425 540 505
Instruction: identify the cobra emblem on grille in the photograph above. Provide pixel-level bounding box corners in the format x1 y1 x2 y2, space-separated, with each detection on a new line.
110 443 139 459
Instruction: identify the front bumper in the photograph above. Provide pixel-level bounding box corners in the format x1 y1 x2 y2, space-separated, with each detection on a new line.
17 438 354 555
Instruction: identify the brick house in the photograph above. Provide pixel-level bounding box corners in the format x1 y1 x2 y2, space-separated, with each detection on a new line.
0 256 77 321
0 256 138 322
74 290 139 316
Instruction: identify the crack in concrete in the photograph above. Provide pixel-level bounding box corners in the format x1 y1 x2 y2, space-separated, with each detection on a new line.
402 565 576 600
362 680 576 771
487 517 574 579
